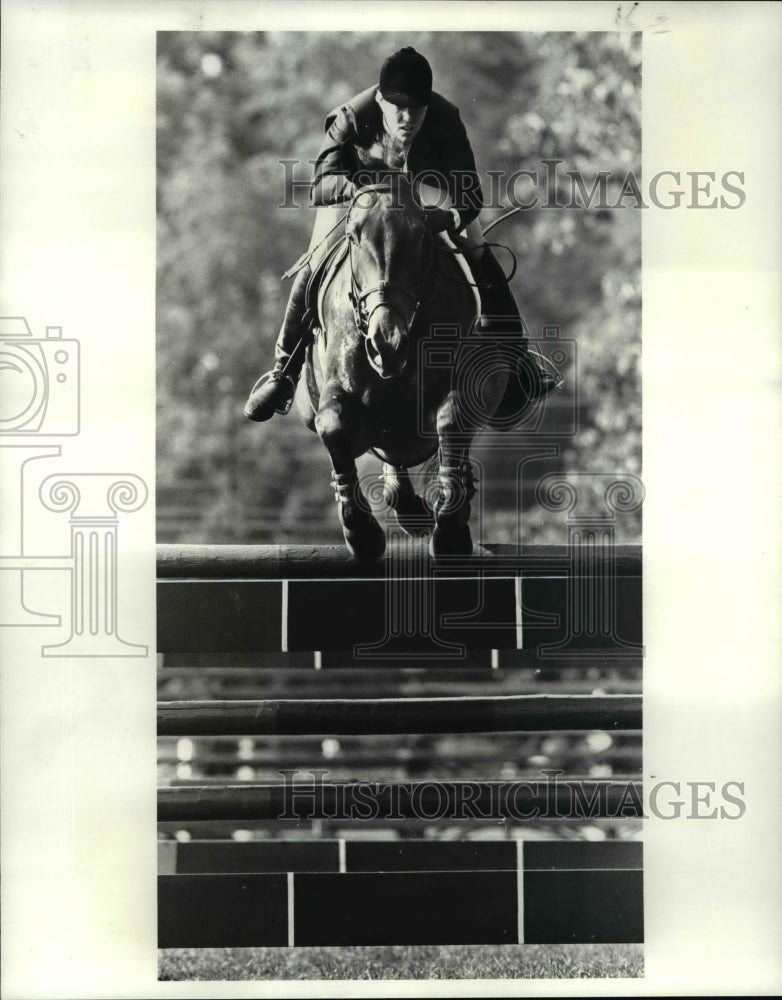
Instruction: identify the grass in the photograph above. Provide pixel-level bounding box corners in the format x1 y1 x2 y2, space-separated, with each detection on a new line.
159 943 643 980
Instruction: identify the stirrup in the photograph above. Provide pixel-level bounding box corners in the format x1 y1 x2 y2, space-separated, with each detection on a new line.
249 369 297 416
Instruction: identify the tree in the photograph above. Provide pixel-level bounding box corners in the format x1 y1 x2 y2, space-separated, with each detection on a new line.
156 31 642 543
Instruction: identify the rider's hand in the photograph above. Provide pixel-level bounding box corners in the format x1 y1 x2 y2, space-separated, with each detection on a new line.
424 206 459 234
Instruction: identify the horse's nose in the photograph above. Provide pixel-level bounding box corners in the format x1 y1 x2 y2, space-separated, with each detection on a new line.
366 316 409 379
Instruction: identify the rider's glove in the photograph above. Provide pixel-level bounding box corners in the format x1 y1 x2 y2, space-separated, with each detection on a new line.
424 206 461 234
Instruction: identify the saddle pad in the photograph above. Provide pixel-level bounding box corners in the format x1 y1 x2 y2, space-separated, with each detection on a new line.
314 238 351 339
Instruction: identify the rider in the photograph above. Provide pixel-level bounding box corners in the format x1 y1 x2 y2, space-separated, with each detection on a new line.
244 46 560 422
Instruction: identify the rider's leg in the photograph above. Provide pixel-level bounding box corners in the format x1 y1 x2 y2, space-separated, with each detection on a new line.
243 263 312 421
244 205 347 423
457 223 562 403
416 182 560 398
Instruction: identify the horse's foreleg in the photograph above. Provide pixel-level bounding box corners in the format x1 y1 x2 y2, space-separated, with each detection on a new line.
315 388 386 563
430 395 477 558
381 464 434 537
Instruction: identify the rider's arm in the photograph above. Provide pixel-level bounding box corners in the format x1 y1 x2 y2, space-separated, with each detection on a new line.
310 107 360 207
441 107 484 230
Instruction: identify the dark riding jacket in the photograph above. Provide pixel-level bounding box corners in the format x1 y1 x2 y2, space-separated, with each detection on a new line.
310 85 484 229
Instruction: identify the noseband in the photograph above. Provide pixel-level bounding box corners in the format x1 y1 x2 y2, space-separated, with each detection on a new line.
345 183 434 339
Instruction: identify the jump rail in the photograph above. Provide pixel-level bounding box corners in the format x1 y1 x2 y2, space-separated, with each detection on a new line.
157 541 642 579
157 694 642 736
157 779 644 822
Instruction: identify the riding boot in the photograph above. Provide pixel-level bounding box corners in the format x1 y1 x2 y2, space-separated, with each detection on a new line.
244 264 313 422
471 246 562 416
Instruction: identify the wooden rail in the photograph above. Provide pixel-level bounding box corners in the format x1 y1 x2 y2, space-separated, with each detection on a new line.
157 779 644 822
157 541 642 579
157 694 641 736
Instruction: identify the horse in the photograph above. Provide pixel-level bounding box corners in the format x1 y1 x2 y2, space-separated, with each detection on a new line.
294 175 511 562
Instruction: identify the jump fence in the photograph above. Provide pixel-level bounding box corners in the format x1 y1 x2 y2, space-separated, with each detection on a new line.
157 543 643 948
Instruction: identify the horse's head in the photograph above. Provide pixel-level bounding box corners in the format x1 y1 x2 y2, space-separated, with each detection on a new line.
345 174 432 379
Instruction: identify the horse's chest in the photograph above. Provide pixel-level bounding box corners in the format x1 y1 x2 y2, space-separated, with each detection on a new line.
361 381 438 439
360 382 414 415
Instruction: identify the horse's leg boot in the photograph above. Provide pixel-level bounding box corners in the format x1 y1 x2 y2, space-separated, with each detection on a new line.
381 464 434 537
244 265 312 421
473 247 562 420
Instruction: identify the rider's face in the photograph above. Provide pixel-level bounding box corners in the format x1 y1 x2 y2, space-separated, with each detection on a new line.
376 93 427 143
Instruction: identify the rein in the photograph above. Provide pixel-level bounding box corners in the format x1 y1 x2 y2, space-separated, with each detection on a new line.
281 182 521 317
434 239 519 287
281 214 348 280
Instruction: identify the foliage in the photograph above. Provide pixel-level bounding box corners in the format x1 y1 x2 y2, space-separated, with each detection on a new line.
157 31 642 543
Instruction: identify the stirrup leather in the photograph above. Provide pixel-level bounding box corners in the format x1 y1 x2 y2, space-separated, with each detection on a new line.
249 369 297 415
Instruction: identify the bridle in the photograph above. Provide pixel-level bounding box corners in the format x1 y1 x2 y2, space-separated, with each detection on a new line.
345 183 435 339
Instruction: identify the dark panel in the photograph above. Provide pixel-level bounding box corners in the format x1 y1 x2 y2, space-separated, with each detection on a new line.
157 873 287 947
345 839 516 872
156 570 641 655
157 582 281 653
294 871 517 945
160 650 314 669
520 576 643 653
287 578 517 652
525 840 642 871
176 840 340 873
496 650 643 672
524 869 644 943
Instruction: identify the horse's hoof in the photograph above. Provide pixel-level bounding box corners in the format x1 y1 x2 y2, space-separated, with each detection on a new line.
395 516 434 537
394 500 435 537
430 523 473 558
343 517 387 563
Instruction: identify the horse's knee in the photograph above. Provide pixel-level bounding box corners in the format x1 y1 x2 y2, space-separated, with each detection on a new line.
435 396 458 436
314 403 346 446
380 469 407 499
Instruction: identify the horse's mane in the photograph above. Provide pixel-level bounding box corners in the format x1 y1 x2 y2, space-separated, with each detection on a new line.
351 158 411 194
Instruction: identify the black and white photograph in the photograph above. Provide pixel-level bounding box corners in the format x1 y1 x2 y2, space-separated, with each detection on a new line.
1 2 780 998
155 28 645 981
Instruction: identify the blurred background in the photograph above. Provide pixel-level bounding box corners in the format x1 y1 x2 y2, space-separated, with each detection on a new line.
156 31 641 544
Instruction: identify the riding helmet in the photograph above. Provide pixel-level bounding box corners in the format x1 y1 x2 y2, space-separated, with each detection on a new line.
378 47 433 107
